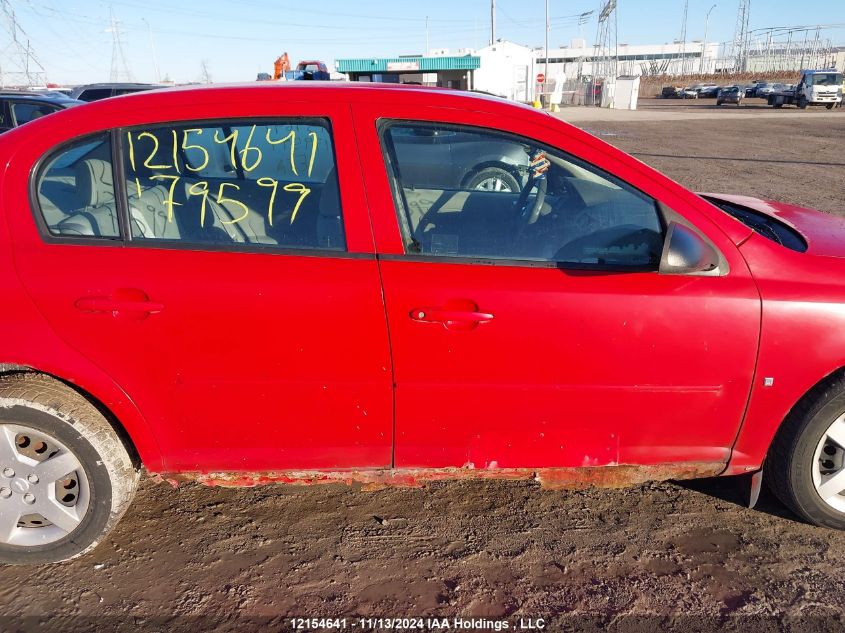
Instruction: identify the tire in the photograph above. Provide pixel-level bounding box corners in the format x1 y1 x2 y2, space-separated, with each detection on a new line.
0 373 139 564
465 167 520 193
798 96 808 109
716 101 722 106
766 374 845 529
826 103 834 110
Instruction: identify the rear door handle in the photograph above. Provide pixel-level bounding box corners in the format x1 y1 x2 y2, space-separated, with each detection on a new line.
75 288 163 319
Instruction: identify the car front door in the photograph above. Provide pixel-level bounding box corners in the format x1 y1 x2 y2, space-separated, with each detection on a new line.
10 103 393 472
354 102 761 470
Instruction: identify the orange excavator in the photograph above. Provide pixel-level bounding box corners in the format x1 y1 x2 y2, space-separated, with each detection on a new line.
273 53 291 80
257 53 329 82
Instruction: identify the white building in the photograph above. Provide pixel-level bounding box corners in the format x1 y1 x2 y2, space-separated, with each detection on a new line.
536 40 722 79
471 39 722 105
473 40 536 102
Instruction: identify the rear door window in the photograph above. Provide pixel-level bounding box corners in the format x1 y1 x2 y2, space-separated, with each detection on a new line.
121 119 344 250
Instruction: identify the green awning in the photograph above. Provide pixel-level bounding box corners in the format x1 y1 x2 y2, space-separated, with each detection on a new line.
335 56 480 73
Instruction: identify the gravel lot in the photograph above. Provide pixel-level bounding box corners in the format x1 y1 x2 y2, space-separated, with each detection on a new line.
3 104 845 632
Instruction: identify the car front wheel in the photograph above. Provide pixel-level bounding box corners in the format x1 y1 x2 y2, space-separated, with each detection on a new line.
0 373 138 564
766 375 845 529
466 167 520 193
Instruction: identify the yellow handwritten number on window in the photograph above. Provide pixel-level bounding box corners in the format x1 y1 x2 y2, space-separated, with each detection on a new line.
182 129 209 172
256 177 279 226
217 182 250 225
284 183 311 224
265 129 297 176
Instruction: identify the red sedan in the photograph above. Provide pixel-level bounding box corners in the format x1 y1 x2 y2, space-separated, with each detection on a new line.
1 83 844 564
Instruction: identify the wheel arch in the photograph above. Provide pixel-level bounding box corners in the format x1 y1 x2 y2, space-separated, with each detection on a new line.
0 362 163 471
459 161 523 191
728 364 845 474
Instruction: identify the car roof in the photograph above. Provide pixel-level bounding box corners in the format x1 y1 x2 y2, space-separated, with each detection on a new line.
0 91 80 103
74 81 548 115
73 82 161 90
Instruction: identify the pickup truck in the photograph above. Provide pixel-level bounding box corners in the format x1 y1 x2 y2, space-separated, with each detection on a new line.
768 69 843 109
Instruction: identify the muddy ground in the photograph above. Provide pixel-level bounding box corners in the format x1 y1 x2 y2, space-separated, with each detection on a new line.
3 107 845 632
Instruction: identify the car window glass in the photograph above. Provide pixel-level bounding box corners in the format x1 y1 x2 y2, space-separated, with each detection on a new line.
78 89 112 102
36 134 119 237
11 102 58 125
121 119 344 250
381 122 663 268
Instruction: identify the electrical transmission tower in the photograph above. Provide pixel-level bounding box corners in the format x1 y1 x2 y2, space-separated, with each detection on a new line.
733 0 752 72
0 0 46 87
592 0 617 80
107 12 134 82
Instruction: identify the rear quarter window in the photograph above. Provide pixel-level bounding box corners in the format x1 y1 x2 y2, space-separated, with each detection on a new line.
35 134 119 238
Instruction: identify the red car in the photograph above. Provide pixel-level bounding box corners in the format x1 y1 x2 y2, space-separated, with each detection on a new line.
1 83 845 564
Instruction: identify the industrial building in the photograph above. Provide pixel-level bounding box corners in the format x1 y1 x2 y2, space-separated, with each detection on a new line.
334 53 479 90
334 38 844 107
336 39 720 104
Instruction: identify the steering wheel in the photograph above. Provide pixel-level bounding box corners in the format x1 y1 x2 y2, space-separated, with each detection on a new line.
515 150 550 226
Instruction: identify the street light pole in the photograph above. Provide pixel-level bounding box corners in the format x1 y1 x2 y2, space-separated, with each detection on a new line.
491 0 496 45
700 4 716 74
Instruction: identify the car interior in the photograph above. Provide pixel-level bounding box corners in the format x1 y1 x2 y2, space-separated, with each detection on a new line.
36 126 346 250
384 124 665 268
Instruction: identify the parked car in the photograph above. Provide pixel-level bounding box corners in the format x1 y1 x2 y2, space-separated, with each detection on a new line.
753 82 778 98
745 79 767 97
0 92 82 133
5 83 845 564
696 84 721 98
679 86 698 99
660 86 682 98
391 126 528 192
68 82 163 102
716 85 743 106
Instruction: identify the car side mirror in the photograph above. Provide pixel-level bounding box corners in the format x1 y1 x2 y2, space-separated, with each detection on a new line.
659 222 721 275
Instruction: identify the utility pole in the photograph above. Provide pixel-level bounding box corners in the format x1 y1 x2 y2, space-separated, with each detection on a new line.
490 0 496 45
141 18 160 83
544 0 549 98
700 4 716 74
679 0 688 76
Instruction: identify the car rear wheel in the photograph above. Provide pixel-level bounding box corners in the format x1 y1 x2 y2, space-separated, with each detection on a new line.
766 375 845 529
0 373 139 564
466 167 520 193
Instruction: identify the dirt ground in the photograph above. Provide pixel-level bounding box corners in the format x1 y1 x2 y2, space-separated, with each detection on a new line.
3 106 845 633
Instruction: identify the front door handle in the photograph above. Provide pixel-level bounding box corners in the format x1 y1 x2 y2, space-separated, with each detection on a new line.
75 288 163 319
411 308 494 324
410 299 494 331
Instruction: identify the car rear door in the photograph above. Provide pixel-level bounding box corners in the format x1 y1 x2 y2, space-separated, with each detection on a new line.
353 100 760 470
10 101 393 472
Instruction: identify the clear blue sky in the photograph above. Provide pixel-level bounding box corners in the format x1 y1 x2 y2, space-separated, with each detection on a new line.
9 0 845 85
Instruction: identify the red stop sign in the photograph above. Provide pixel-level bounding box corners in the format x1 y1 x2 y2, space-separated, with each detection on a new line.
536 73 545 83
